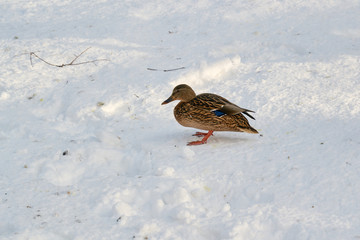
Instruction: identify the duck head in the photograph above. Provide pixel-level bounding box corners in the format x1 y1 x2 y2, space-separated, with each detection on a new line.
162 84 196 105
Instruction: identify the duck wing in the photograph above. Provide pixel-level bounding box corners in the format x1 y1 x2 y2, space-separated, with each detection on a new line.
192 93 256 120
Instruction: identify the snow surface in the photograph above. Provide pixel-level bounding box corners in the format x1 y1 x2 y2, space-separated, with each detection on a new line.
1 0 360 239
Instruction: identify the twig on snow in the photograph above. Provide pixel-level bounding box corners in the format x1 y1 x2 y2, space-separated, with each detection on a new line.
147 67 185 72
29 47 109 67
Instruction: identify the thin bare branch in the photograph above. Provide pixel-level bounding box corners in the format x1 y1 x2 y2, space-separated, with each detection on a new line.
29 48 109 68
69 47 91 65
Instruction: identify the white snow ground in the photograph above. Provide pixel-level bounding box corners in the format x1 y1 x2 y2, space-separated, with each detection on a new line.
1 0 360 239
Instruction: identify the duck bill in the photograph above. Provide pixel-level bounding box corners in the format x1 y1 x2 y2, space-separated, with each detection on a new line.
161 96 174 105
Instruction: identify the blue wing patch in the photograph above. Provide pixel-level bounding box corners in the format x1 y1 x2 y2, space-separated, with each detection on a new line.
211 110 226 117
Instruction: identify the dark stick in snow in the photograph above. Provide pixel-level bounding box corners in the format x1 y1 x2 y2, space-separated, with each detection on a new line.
147 67 185 72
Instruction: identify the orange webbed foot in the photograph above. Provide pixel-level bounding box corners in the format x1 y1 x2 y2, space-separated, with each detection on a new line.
187 130 214 146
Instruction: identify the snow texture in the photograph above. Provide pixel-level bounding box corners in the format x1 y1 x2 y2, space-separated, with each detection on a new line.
1 0 360 239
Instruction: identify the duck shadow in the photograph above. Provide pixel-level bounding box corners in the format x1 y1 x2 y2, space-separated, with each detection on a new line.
188 132 259 145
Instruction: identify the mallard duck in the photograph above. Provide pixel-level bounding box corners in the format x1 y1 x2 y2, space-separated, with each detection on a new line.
162 84 258 145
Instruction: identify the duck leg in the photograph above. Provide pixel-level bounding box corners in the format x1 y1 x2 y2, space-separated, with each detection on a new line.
187 130 214 146
192 131 214 137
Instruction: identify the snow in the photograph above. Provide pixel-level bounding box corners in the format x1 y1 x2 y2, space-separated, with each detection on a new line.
1 0 360 239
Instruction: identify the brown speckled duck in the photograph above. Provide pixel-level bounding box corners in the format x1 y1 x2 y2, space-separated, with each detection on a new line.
162 84 258 145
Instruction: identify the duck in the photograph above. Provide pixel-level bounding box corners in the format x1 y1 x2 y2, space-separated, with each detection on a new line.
162 84 258 145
